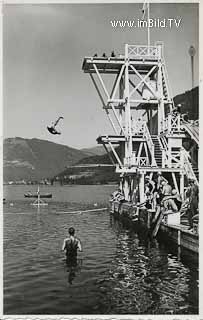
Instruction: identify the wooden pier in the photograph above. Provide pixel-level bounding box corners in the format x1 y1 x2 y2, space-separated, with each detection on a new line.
110 200 198 254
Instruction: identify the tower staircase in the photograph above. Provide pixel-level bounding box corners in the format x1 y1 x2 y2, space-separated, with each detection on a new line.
151 135 162 167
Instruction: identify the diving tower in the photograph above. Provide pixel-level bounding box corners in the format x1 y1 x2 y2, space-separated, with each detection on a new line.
82 44 198 201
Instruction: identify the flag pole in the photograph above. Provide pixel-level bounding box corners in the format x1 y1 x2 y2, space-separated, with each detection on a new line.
147 2 150 48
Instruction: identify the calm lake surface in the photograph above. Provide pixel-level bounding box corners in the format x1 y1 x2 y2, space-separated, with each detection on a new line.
3 185 198 315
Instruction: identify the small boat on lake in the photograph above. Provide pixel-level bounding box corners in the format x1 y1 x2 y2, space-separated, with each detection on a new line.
24 192 52 198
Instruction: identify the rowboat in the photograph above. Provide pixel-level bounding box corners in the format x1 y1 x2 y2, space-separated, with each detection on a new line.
24 192 52 198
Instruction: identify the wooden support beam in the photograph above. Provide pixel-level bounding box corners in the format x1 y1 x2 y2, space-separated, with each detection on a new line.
106 110 119 135
180 173 184 199
130 65 159 100
130 99 159 104
129 79 142 96
89 73 106 107
149 108 153 133
84 57 159 67
119 76 124 124
108 99 125 103
111 64 125 100
110 102 125 135
143 141 149 160
93 63 110 99
129 65 157 98
123 177 130 201
107 99 170 104
103 143 116 165
157 62 164 134
89 73 119 135
172 172 179 194
108 141 123 167
109 72 121 101
139 172 145 203
137 142 144 161
124 46 133 158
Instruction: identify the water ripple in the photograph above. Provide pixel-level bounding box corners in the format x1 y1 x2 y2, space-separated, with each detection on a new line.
4 185 198 315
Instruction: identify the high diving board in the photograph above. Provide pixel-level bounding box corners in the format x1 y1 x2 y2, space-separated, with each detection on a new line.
82 57 159 75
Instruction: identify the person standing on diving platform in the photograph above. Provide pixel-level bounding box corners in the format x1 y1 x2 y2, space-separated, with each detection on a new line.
62 227 82 262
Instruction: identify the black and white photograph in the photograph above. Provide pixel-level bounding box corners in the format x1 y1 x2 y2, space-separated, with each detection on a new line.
3 0 200 316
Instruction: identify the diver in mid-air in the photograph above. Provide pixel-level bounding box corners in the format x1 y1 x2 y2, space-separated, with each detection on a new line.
47 116 64 135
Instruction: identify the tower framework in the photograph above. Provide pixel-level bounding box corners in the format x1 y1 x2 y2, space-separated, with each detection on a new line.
82 44 198 201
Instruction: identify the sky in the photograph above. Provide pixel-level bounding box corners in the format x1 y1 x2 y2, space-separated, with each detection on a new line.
3 2 199 149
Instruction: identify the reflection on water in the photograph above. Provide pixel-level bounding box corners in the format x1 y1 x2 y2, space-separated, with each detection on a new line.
65 258 83 285
100 217 198 314
4 185 198 315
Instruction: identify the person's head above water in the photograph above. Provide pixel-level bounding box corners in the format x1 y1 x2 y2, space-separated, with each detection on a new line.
69 227 75 236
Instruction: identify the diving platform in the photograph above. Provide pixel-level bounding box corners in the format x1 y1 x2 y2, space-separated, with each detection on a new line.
82 45 162 75
97 135 144 144
116 166 184 174
66 164 115 168
82 56 159 75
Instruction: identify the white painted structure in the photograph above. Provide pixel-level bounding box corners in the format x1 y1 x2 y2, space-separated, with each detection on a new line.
82 43 198 202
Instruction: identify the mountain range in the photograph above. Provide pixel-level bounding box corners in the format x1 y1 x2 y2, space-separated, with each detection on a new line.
3 137 90 181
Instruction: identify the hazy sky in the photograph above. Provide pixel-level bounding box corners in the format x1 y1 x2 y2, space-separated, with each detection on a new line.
3 2 199 149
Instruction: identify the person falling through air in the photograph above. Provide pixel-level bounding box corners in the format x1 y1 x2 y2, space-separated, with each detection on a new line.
62 227 82 263
47 116 64 135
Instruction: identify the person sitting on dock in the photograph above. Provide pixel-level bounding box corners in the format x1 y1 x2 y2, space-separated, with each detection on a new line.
161 189 182 213
62 227 82 263
156 172 168 192
111 188 125 202
153 172 168 208
160 180 172 210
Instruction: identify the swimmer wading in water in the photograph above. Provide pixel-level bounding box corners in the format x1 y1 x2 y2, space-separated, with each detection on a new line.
62 227 82 261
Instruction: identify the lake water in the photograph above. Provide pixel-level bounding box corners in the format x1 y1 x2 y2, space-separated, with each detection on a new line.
3 185 198 315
